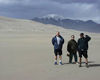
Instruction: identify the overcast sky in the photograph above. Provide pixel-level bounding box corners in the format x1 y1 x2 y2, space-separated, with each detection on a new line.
0 0 100 23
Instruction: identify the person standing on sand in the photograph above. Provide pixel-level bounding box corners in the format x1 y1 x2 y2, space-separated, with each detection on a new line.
52 32 64 65
78 33 91 68
67 35 78 64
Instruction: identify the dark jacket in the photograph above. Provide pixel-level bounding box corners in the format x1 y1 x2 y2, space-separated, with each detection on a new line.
52 35 64 50
78 35 91 51
67 39 78 53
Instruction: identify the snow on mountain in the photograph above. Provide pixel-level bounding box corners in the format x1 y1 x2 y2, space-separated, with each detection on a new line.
39 14 65 20
32 14 100 33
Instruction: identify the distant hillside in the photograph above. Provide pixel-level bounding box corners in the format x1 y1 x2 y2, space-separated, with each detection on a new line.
32 14 100 33
0 16 74 33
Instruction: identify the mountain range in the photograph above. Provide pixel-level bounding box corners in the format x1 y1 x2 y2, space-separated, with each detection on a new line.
32 14 100 33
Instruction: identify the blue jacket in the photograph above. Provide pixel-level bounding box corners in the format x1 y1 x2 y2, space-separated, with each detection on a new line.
52 35 64 50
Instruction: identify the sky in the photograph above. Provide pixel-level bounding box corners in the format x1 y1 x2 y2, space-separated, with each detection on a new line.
0 0 100 23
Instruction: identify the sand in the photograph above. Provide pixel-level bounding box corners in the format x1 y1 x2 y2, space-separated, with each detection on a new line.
0 16 100 80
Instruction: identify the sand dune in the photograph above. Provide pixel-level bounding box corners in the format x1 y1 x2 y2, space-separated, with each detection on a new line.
0 16 100 80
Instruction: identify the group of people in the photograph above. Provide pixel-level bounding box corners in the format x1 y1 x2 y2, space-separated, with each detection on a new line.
52 32 91 68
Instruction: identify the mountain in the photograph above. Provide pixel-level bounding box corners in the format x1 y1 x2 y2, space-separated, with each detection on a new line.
40 14 64 20
32 14 100 33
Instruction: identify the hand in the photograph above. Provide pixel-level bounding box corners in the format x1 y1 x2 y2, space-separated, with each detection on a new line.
67 53 70 57
85 35 88 38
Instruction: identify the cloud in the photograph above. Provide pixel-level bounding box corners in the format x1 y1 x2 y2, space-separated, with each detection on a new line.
51 0 99 4
0 0 100 23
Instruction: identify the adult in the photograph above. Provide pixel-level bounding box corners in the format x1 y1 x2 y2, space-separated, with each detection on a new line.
78 33 91 67
52 32 64 65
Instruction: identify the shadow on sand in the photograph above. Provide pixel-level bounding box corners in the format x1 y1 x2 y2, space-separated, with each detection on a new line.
63 61 95 65
82 61 95 64
89 64 100 67
63 61 100 68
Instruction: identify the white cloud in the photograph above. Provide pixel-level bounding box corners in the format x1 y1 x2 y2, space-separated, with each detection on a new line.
0 0 100 23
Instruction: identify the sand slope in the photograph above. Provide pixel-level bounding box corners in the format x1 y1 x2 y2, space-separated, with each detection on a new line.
0 16 100 80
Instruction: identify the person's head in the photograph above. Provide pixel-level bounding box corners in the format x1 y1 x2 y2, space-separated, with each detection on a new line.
56 31 60 36
80 33 84 38
71 35 75 40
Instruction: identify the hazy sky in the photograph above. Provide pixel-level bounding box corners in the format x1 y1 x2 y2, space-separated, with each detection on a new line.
0 0 100 23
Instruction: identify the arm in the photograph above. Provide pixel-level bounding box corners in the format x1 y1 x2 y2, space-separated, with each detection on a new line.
67 41 70 52
75 41 78 50
62 37 64 44
77 39 79 46
60 36 64 44
77 39 80 51
52 37 55 45
85 35 91 42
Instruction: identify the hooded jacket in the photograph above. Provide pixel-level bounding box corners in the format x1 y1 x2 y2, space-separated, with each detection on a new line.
78 35 91 51
52 35 64 50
